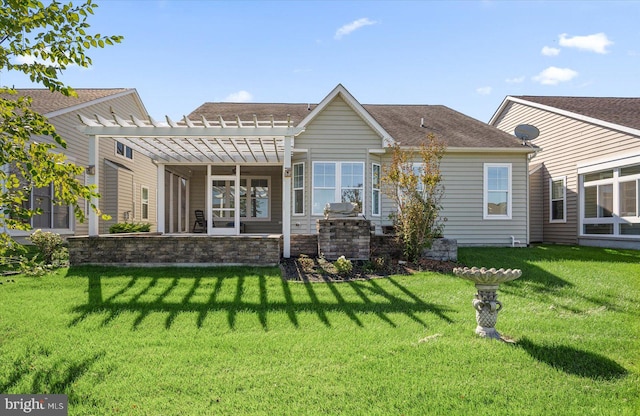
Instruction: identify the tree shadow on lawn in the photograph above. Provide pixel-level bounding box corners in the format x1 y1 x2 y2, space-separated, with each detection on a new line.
66 267 454 331
516 337 628 380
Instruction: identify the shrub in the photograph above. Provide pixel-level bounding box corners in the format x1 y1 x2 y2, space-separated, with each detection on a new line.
28 230 68 266
334 255 353 276
22 230 69 275
382 136 446 262
109 222 151 233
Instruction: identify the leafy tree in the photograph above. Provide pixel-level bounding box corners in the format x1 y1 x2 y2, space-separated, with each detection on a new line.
0 0 122 249
382 134 446 262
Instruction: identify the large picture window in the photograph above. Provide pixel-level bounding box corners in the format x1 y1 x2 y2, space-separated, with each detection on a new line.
580 162 640 236
550 176 566 222
293 163 304 215
483 163 512 219
312 162 364 215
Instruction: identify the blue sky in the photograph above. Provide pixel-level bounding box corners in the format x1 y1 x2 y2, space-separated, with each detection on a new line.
2 0 639 123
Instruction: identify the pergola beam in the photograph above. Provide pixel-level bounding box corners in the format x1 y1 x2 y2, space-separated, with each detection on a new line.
77 113 304 164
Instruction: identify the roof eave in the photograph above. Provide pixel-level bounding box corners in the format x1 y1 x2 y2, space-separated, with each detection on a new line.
444 146 535 154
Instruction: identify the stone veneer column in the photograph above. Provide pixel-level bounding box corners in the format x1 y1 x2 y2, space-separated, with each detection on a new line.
317 219 370 261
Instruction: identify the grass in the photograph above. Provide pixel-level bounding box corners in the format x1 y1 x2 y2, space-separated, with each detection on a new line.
0 244 638 415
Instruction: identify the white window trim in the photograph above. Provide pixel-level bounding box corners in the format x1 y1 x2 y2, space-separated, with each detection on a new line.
580 163 640 238
372 163 381 217
312 161 365 216
245 176 271 221
141 185 150 220
483 163 512 220
212 176 271 221
29 183 73 231
115 140 134 161
549 176 567 223
293 162 305 216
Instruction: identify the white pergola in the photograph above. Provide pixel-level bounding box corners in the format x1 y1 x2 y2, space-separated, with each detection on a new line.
78 113 305 257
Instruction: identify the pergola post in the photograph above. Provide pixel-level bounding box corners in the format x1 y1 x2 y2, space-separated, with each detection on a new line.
87 135 99 236
157 164 165 233
282 136 292 258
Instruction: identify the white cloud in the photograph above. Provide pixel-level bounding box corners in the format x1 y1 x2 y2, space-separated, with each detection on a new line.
505 76 525 84
559 33 613 54
476 86 492 95
334 18 377 40
541 46 560 57
224 90 253 102
532 66 578 85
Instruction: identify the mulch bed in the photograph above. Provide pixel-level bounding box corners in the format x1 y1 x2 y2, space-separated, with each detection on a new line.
280 255 460 283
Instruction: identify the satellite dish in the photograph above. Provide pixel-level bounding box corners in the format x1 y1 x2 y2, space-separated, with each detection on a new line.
514 124 540 141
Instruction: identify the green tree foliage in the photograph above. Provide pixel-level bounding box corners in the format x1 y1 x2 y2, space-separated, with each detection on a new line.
382 135 446 262
0 0 122 249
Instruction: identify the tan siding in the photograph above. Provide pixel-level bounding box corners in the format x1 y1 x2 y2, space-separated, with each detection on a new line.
440 153 528 246
41 91 157 235
529 165 544 242
378 151 529 246
101 164 118 233
494 101 640 244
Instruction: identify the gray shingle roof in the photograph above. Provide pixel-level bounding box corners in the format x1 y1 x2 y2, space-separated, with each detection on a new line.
514 96 640 131
1 88 131 115
189 102 524 149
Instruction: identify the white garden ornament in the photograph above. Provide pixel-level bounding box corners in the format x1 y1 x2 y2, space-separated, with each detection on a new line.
453 267 522 340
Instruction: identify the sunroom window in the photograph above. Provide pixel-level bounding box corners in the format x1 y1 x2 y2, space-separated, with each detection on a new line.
581 163 640 237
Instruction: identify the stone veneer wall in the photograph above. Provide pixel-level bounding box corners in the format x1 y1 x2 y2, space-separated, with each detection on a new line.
68 233 282 266
289 234 318 257
371 236 457 262
317 219 370 260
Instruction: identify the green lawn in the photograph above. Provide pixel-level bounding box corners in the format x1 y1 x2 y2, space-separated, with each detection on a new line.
1 245 639 415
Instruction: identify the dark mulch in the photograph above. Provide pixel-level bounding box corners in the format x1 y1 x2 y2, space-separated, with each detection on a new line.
280 255 461 283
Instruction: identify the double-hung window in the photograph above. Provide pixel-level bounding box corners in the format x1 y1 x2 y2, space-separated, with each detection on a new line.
312 162 364 215
141 186 149 220
372 163 381 216
550 176 566 222
27 184 71 229
293 163 304 215
484 163 512 219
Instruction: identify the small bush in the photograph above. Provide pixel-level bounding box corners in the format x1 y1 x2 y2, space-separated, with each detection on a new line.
28 230 68 266
109 222 151 233
334 255 353 276
22 230 69 275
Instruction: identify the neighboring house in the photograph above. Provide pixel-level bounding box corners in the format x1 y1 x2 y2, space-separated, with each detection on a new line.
3 88 158 240
78 84 532 258
490 96 640 249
